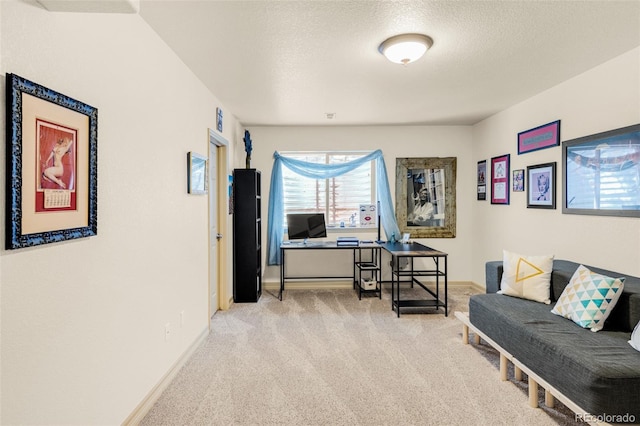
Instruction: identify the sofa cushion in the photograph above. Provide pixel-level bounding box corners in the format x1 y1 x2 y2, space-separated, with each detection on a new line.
551 265 625 332
630 320 640 352
469 293 640 418
498 250 554 304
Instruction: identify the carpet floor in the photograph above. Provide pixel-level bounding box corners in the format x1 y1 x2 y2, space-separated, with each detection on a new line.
140 285 581 425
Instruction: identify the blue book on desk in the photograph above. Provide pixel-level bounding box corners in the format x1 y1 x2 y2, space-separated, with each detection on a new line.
336 236 359 246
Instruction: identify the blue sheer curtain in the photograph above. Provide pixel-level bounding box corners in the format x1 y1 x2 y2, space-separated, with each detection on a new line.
267 149 400 265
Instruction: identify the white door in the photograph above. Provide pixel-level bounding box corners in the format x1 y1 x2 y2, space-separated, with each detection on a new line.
209 144 219 317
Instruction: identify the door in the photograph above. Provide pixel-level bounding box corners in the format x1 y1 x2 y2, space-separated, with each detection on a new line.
209 143 219 317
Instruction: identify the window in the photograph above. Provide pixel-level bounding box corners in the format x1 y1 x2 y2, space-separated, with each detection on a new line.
280 151 375 228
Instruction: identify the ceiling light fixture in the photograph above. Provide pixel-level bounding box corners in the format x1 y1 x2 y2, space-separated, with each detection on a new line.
378 33 433 65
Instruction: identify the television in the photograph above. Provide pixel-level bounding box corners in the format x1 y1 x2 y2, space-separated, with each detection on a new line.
286 213 327 240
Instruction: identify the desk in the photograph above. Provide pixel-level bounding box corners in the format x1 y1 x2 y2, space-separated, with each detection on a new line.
380 242 448 317
279 241 381 301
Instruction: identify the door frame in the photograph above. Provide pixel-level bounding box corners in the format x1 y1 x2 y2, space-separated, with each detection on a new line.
208 129 230 321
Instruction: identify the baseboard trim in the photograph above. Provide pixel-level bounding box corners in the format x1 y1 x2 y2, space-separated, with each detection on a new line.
122 327 209 425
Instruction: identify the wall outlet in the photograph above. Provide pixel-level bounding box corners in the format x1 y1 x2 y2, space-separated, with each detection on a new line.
164 322 171 341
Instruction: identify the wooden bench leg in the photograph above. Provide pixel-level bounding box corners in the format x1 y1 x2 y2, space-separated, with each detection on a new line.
500 354 508 381
529 377 539 408
514 365 522 381
545 390 555 408
462 323 469 344
473 334 480 344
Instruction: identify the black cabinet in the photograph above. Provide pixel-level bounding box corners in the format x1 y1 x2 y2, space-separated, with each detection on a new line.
233 169 262 302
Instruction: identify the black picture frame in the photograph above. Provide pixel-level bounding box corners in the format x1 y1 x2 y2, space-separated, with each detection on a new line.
562 123 640 217
5 74 98 249
527 162 556 209
477 160 487 200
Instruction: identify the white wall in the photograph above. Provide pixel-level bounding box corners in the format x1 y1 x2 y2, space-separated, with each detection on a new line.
0 1 237 424
471 47 640 285
246 125 474 284
1 1 638 424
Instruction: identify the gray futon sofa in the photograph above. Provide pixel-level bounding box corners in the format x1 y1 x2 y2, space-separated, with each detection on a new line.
468 259 640 422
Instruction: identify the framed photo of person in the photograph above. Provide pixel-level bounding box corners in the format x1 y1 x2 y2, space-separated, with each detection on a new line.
527 162 556 209
490 154 510 205
5 73 98 249
395 157 457 238
513 169 524 192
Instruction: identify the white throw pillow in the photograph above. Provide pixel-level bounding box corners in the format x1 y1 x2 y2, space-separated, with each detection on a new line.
498 250 554 304
629 320 640 352
551 264 625 332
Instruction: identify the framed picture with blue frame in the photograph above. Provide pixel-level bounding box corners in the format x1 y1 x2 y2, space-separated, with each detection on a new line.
5 73 98 249
518 120 560 155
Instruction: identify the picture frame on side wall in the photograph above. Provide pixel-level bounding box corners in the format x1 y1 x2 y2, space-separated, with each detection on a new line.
527 162 556 209
395 157 457 238
513 169 524 192
477 160 487 200
187 152 208 194
518 120 561 154
5 73 98 249
563 123 640 217
490 154 510 205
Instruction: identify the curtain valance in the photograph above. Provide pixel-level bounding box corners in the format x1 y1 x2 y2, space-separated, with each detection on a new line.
267 149 400 265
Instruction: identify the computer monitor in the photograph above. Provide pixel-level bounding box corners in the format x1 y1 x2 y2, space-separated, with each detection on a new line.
286 213 327 240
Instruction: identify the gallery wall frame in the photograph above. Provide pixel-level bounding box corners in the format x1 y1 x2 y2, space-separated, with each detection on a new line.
477 160 487 200
5 73 98 249
518 120 561 154
490 154 510 205
562 123 640 217
395 157 456 238
527 162 556 209
513 169 524 192
187 151 208 194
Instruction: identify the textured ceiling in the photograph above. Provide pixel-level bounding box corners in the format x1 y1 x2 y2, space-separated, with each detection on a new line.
138 1 640 126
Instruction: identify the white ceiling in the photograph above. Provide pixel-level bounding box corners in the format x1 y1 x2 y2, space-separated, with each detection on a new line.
137 0 640 127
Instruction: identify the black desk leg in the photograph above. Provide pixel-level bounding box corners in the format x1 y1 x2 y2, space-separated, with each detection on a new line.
279 248 284 301
444 256 448 316
396 257 401 318
390 257 395 311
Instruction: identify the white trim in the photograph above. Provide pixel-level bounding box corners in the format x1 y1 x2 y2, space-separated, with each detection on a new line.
122 327 209 426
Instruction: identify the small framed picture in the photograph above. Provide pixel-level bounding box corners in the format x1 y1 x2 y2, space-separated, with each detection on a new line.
477 160 487 200
527 162 556 209
491 154 510 205
187 152 208 194
512 169 524 192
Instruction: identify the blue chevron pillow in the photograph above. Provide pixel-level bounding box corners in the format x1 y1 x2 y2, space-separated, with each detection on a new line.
551 264 625 332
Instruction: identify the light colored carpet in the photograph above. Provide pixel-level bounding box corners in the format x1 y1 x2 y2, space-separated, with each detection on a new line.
141 286 580 425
